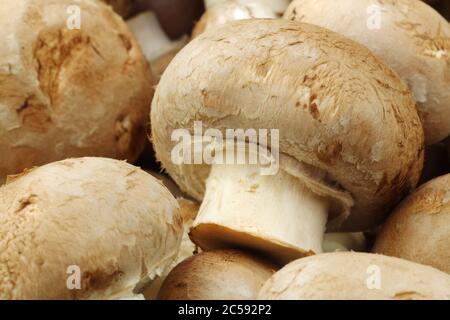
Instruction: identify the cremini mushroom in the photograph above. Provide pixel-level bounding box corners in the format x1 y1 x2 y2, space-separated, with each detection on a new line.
285 0 450 144
0 157 183 300
258 252 450 300
205 0 291 17
373 174 450 274
0 0 153 182
127 11 188 80
158 249 277 300
151 19 424 264
192 0 277 37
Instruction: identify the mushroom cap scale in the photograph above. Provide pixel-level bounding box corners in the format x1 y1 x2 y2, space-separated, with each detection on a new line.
0 0 153 182
285 0 450 144
373 173 450 274
258 252 450 300
0 157 183 300
151 19 424 232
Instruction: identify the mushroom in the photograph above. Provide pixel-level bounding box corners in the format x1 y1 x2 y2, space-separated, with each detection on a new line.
373 174 450 274
192 0 278 37
284 0 450 144
0 157 183 300
258 252 450 299
142 198 200 299
204 0 291 17
322 233 367 253
127 11 188 80
0 0 153 183
158 249 277 300
101 0 138 18
151 19 424 264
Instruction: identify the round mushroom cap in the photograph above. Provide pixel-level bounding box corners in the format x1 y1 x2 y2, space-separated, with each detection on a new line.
0 157 183 300
192 0 277 37
285 0 450 144
158 249 277 300
151 19 424 232
0 0 153 182
258 252 450 300
373 174 450 274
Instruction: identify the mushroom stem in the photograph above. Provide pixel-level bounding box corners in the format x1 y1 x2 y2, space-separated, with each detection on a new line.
190 163 329 263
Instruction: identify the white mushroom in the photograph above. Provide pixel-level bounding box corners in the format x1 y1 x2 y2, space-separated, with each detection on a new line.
127 11 188 80
205 0 291 16
192 0 278 37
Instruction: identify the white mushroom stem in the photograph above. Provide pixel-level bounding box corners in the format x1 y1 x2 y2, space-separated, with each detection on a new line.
126 11 187 63
191 164 329 263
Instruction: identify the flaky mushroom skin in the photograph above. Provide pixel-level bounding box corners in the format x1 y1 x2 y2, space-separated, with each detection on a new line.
285 0 450 144
158 249 276 300
258 252 450 300
151 19 424 232
0 0 153 182
0 158 183 300
373 174 450 274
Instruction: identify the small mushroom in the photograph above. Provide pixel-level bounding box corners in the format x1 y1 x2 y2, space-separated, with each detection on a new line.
0 0 153 182
151 19 424 264
0 158 183 300
205 0 291 17
127 11 188 80
258 252 450 299
285 0 450 144
373 174 450 274
192 0 278 37
158 249 277 300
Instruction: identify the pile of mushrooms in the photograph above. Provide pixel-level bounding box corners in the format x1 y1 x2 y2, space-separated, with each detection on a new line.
1 0 450 300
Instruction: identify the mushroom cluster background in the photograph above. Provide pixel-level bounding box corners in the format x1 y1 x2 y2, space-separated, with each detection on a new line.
0 0 449 300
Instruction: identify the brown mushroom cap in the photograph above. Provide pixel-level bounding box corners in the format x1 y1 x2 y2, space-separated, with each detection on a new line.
0 157 183 300
0 0 153 182
158 249 277 300
373 174 450 274
151 19 424 234
285 0 450 144
258 252 450 300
